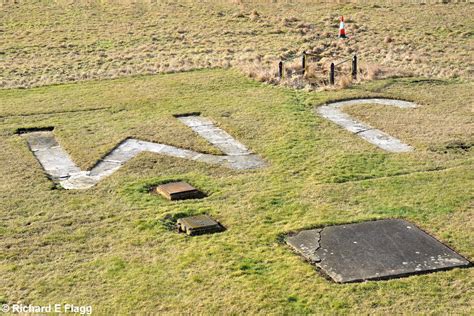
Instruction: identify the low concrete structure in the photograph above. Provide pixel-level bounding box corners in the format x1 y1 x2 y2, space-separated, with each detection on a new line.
287 219 471 283
155 181 204 201
176 215 224 236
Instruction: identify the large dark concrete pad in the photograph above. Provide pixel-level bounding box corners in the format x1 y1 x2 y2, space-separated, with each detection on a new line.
287 219 471 283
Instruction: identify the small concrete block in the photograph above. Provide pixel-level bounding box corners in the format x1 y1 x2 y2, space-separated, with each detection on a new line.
155 181 204 201
287 219 471 283
176 215 224 236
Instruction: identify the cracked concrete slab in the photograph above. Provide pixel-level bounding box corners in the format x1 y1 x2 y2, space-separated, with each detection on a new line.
287 219 471 283
316 98 417 153
287 229 322 263
22 115 265 190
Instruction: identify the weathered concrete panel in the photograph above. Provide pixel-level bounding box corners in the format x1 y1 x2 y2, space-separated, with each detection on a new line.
287 219 471 283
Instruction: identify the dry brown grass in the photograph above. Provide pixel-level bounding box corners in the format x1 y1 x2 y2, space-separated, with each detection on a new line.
339 74 353 88
363 64 384 81
0 1 472 89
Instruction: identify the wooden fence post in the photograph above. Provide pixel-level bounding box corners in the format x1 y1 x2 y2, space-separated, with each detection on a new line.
278 61 283 79
302 51 306 75
330 63 335 85
352 55 357 80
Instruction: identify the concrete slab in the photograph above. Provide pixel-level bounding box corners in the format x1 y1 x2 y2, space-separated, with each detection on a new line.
176 116 214 127
189 125 233 143
100 139 143 163
192 153 228 165
330 98 417 109
286 229 322 263
89 160 122 178
358 129 413 153
176 214 224 236
316 98 417 152
24 131 60 152
135 140 165 153
155 181 204 200
225 155 267 170
61 172 100 190
287 219 471 283
23 132 81 180
33 147 81 180
21 115 265 189
178 116 251 156
212 140 251 156
158 144 202 160
317 106 369 134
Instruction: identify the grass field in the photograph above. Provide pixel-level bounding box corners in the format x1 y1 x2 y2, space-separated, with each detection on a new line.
1 0 473 314
1 1 473 89
0 69 473 314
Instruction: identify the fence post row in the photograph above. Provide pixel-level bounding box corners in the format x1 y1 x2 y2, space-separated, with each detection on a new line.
352 55 357 80
278 61 283 79
330 63 335 85
279 54 356 84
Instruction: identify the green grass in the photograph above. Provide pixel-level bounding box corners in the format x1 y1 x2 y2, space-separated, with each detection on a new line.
0 69 472 314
